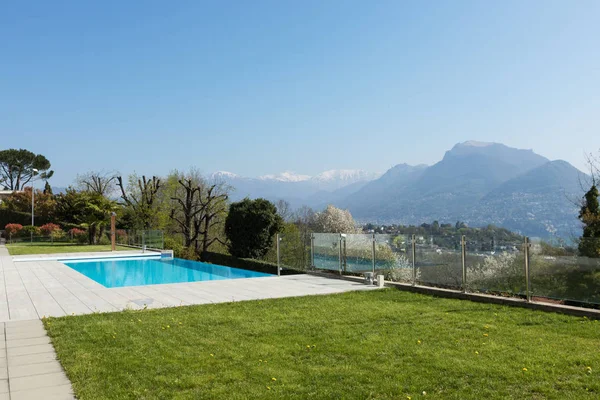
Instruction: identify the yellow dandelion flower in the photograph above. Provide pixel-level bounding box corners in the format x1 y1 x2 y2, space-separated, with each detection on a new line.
475 351 479 355
306 345 311 348
417 340 422 344
272 377 277 381
267 386 271 390
138 319 142 322
586 366 592 370
422 391 427 396
522 367 527 371
210 354 214 357
483 333 488 337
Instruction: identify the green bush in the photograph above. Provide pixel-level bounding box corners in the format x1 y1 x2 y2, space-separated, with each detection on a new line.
20 225 41 237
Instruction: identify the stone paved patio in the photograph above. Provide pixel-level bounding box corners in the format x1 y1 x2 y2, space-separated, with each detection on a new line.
0 246 377 322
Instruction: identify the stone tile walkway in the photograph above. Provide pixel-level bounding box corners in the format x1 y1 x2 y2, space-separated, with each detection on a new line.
2 320 74 399
0 245 378 322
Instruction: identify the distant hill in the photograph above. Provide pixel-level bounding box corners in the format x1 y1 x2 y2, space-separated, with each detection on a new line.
339 142 586 239
210 141 587 239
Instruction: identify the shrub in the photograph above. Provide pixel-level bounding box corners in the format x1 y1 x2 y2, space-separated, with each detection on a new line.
164 236 184 258
20 225 40 237
40 223 62 237
69 228 88 244
116 229 128 244
4 223 23 236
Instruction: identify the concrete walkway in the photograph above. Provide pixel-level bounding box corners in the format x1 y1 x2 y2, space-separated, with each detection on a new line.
0 246 378 322
2 320 74 400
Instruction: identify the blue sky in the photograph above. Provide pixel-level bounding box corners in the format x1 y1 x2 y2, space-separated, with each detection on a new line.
1 0 598 186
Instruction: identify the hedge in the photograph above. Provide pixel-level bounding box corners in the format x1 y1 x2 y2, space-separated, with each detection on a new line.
0 209 51 230
202 251 302 276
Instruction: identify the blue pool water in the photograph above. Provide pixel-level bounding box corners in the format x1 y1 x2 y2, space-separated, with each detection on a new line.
63 257 272 288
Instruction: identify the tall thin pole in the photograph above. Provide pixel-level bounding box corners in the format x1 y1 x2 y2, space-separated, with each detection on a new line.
310 234 316 270
338 235 343 275
371 233 376 274
31 185 35 243
276 234 281 277
524 237 531 302
461 235 467 293
110 212 116 251
411 234 416 286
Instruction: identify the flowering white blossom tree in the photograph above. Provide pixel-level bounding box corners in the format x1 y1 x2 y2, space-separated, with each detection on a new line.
313 205 359 233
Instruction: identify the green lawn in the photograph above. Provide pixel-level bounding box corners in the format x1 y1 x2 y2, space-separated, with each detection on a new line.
44 290 599 399
6 242 131 255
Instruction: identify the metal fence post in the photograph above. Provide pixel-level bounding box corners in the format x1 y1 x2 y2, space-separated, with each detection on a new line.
338 234 343 275
310 234 315 270
411 234 416 286
276 234 281 277
524 237 531 302
371 233 376 274
142 231 146 253
461 235 467 293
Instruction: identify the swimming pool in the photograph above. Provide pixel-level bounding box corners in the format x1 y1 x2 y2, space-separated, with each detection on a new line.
62 257 272 288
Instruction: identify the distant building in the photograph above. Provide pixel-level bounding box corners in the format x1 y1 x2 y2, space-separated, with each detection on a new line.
0 190 22 204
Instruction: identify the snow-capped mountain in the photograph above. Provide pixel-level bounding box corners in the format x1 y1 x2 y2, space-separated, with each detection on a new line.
259 171 311 182
211 171 241 180
208 169 381 207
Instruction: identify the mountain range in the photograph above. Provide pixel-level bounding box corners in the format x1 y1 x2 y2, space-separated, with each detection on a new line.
212 141 587 239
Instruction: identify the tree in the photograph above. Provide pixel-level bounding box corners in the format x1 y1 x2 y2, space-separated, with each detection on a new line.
76 170 118 197
117 175 161 229
274 199 292 222
169 174 229 259
224 198 283 258
1 187 56 221
43 181 53 195
313 205 358 233
578 184 600 258
55 188 117 244
0 149 54 190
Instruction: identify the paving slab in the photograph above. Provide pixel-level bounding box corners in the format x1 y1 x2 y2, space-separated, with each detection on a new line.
10 383 74 400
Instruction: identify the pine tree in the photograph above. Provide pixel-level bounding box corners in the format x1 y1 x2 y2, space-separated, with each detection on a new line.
578 184 600 258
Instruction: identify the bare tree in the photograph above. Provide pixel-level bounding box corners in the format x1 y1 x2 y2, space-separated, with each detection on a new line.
76 170 118 197
117 175 162 229
170 177 229 259
275 199 292 222
194 184 228 260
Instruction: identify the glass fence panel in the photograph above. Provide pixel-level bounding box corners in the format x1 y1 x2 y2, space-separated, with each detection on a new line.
530 238 600 306
115 230 164 249
343 234 374 273
373 234 412 283
466 240 525 296
313 233 342 272
279 231 311 271
415 235 463 289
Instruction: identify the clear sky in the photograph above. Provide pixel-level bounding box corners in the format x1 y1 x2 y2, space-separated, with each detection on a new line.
1 0 598 186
